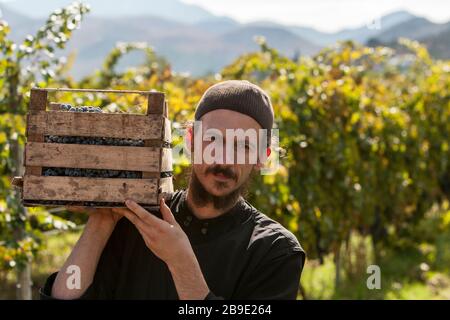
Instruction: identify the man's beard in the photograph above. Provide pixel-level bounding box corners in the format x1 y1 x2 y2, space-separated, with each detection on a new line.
188 165 252 210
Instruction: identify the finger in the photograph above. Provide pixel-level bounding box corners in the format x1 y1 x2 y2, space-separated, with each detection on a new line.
66 206 93 214
111 208 129 216
118 207 149 233
160 198 176 225
117 208 157 244
125 199 162 226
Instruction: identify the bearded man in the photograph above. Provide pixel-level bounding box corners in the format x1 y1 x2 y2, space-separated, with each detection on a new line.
40 80 305 300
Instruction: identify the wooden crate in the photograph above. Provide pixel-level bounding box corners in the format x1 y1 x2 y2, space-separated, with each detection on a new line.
12 87 173 209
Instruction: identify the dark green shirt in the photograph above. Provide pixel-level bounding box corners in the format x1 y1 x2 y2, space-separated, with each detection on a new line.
40 189 305 299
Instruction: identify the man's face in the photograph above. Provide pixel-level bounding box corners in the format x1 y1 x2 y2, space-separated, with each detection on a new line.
189 109 265 208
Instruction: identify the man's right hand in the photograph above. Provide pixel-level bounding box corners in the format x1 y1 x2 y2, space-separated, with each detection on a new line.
66 206 123 229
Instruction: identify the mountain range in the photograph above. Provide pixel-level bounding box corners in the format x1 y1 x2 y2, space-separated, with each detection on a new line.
1 0 449 78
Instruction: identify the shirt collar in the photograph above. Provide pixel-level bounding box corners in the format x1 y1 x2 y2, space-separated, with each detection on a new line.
173 190 250 244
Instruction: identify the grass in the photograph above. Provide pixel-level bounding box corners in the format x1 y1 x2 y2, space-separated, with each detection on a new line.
300 233 450 300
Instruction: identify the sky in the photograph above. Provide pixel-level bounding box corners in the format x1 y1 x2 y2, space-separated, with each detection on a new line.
1 0 449 32
182 0 450 32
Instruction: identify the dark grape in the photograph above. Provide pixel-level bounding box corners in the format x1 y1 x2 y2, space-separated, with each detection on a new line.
60 103 72 111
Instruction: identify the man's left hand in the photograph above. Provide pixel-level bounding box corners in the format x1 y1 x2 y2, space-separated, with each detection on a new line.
113 198 192 268
112 198 210 299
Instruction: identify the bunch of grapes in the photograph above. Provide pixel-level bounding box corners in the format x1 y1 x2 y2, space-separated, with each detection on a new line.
45 135 145 147
60 104 102 113
37 104 171 207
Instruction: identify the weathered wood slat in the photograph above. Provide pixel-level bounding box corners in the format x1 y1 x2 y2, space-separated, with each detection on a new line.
161 148 173 173
147 92 165 115
29 90 48 112
163 100 169 118
159 177 174 193
23 176 158 204
32 87 163 95
27 111 163 139
142 140 160 179
25 89 47 176
25 142 161 172
163 117 171 143
48 103 61 111
140 92 166 179
11 176 24 188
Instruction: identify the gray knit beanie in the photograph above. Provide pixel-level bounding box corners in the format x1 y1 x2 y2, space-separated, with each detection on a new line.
195 80 274 145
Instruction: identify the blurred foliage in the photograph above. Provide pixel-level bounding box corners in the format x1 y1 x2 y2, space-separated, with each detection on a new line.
0 2 449 298
0 2 89 271
221 38 449 264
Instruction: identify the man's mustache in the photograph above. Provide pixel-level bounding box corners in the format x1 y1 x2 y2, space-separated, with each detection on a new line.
206 165 237 181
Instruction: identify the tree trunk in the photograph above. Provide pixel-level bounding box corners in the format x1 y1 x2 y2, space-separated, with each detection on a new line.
371 234 380 265
314 223 324 264
334 244 341 292
16 261 32 300
11 139 32 300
